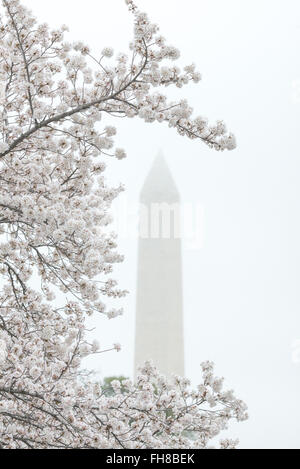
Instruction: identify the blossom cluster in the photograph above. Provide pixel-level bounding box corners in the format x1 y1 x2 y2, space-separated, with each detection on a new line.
0 0 245 449
0 345 248 449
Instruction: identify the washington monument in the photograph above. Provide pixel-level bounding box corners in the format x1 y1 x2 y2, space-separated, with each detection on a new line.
134 153 184 378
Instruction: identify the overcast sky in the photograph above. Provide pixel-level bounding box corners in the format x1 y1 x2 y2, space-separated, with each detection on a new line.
23 0 300 449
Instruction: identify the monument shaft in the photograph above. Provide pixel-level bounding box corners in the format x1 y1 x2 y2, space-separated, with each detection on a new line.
134 155 184 378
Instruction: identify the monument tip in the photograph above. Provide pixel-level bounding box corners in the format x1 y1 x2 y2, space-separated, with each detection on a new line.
140 151 180 203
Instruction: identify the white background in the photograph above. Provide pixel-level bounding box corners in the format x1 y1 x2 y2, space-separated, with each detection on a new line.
22 0 300 449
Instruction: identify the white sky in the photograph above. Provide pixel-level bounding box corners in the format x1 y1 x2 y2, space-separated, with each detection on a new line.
22 0 300 449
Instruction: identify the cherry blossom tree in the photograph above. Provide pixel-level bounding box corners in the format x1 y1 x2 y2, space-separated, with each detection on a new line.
0 0 247 449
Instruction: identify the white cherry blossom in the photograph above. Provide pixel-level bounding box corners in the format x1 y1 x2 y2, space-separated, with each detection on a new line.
0 0 246 449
